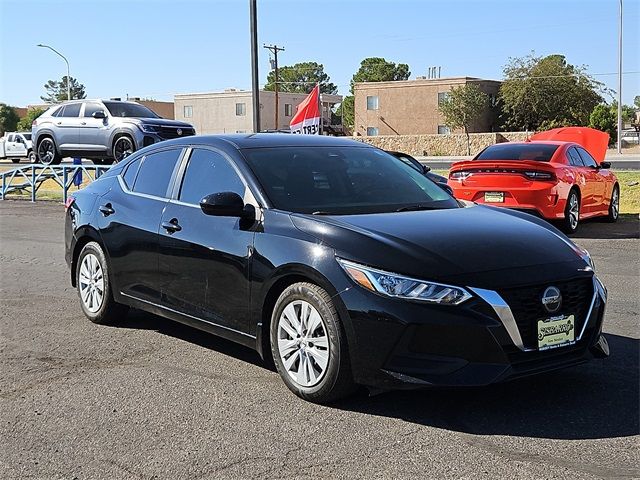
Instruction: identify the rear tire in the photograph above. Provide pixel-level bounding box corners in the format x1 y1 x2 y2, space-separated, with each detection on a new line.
270 282 356 404
11 158 20 164
560 189 580 234
28 150 36 163
37 137 62 165
606 185 620 223
76 242 128 325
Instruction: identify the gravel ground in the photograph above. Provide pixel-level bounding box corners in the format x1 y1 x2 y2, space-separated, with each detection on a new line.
0 200 638 479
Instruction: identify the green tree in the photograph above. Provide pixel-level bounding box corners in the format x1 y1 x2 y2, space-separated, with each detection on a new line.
17 107 45 131
41 75 86 103
499 53 604 131
350 57 410 92
589 104 617 145
0 103 19 135
634 95 640 109
264 62 337 94
439 84 489 155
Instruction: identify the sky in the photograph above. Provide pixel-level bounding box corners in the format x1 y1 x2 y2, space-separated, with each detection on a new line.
1 0 638 107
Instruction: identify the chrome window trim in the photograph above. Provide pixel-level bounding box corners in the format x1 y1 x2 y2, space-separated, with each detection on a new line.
471 275 601 352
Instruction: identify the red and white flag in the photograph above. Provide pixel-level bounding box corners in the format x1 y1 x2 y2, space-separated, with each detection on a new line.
290 84 320 134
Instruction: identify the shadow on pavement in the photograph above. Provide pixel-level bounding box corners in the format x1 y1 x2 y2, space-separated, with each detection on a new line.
571 214 639 239
115 309 270 370
116 307 638 440
337 333 639 440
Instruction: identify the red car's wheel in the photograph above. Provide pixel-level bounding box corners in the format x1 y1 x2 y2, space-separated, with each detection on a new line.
606 185 620 223
560 189 580 234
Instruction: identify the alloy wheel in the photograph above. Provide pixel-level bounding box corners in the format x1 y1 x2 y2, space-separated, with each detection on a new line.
113 137 134 162
277 300 330 388
37 138 55 165
568 194 579 230
78 253 104 313
611 189 619 219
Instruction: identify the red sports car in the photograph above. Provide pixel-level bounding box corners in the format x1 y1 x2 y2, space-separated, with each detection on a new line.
447 127 619 233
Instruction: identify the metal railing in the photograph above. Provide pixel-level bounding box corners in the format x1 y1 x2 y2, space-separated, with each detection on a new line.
0 165 111 203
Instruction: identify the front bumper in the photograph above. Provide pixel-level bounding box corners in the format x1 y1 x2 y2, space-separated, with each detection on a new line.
340 274 607 390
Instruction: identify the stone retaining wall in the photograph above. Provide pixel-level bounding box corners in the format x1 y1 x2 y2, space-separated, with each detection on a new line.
353 132 530 156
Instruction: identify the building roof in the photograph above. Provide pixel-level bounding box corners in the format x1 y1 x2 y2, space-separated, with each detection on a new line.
354 76 502 90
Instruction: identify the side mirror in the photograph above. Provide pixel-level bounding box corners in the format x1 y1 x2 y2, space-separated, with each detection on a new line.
439 183 455 197
200 192 254 219
599 161 611 169
422 164 431 173
92 110 106 119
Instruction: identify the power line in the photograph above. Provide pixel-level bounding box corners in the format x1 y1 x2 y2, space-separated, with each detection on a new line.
263 43 285 129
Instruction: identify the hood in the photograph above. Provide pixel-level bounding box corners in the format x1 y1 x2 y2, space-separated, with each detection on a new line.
529 127 609 162
130 118 194 128
291 206 589 289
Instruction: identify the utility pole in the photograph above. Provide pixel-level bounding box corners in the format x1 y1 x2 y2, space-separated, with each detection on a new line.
617 0 623 154
263 44 285 130
249 0 260 133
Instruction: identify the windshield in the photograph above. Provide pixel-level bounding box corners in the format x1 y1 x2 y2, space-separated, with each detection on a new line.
242 146 458 215
103 102 160 118
476 143 559 161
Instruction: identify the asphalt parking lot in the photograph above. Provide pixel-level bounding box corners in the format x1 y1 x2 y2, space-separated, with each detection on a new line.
0 201 638 479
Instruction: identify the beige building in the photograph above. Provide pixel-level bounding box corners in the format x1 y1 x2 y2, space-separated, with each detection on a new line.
353 77 501 136
174 89 342 134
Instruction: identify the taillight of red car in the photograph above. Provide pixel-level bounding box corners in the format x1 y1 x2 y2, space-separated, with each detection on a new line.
64 195 75 211
523 170 557 181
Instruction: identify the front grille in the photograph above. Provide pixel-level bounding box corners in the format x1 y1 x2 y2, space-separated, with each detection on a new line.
499 277 594 350
157 126 195 140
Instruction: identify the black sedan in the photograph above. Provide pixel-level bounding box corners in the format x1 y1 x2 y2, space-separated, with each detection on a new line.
65 134 609 403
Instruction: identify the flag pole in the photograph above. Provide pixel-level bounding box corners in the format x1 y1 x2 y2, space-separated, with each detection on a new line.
318 83 323 135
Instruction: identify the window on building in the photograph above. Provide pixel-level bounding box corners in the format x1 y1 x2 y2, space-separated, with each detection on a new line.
183 105 193 118
284 104 293 116
236 103 246 116
437 92 450 106
366 127 379 136
437 125 450 135
366 96 379 110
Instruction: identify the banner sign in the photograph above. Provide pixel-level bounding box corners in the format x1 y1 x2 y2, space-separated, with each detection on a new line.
290 84 320 135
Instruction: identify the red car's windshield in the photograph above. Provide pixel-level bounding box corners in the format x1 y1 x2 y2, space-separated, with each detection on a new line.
475 144 559 162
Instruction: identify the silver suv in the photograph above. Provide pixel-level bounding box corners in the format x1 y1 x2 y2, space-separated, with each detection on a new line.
32 99 195 164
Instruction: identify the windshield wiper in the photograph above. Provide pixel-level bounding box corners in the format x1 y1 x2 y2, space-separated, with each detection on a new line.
311 211 332 215
395 204 438 212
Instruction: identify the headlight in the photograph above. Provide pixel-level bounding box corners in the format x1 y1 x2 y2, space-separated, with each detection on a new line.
337 258 472 305
138 124 160 134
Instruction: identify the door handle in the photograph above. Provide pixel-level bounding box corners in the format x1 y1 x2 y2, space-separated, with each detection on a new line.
99 203 115 216
161 218 182 233
56 121 62 125
81 122 86 125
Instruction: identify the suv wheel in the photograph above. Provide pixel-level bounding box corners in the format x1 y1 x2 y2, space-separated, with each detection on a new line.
270 282 356 404
37 137 62 165
113 136 135 163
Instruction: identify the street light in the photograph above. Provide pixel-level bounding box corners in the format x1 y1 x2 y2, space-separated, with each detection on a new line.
37 43 71 101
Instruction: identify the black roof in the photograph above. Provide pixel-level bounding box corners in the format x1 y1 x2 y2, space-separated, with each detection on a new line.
162 133 370 150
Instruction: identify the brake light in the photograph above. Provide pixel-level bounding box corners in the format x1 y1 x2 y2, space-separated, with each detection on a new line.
450 171 471 180
523 171 556 181
64 196 75 211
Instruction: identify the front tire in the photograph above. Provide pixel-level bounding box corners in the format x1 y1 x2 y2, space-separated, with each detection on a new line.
76 242 128 325
606 185 620 222
270 282 356 404
28 150 36 163
560 189 580 234
112 135 135 163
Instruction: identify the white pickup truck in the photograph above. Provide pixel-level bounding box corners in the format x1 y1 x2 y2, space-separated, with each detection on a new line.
0 132 36 163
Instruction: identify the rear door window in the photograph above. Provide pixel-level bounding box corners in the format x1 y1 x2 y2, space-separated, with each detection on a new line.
122 157 142 189
178 148 245 205
61 103 81 117
567 148 585 167
132 149 183 198
576 147 598 168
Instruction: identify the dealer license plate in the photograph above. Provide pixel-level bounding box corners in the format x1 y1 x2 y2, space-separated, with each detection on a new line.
537 315 575 351
484 192 504 203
